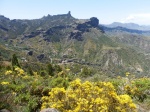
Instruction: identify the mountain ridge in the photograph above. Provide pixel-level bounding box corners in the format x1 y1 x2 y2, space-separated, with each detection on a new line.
0 12 150 76
103 22 150 31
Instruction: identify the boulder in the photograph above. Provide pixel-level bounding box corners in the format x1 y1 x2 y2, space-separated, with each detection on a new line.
40 108 59 112
37 54 45 61
0 109 10 112
136 104 149 112
89 17 99 27
28 51 33 56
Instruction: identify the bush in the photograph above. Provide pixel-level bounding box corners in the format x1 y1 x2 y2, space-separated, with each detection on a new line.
41 79 136 112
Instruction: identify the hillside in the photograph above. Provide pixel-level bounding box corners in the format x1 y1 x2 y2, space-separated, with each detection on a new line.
0 12 150 76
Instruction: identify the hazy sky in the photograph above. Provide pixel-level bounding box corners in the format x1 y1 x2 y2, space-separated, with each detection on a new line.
1 0 150 25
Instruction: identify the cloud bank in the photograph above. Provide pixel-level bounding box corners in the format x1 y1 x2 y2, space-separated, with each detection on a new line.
121 13 150 25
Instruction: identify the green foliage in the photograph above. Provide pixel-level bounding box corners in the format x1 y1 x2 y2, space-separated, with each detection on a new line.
109 73 150 110
11 54 20 69
80 66 93 77
53 64 62 73
0 45 14 60
0 63 150 111
49 76 69 88
27 66 34 76
47 63 54 76
0 64 70 111
41 79 136 112
0 67 42 111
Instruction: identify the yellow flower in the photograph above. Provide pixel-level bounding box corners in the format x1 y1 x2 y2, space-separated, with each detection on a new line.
125 72 130 77
23 75 29 79
129 103 136 108
5 70 13 75
58 71 64 75
118 94 132 104
41 79 136 112
94 98 104 104
117 76 121 79
19 69 24 75
14 67 25 76
15 67 20 71
66 68 70 72
1 81 10 85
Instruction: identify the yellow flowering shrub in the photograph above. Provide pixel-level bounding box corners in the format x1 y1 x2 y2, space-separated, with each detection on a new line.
110 73 150 106
41 79 136 112
5 70 13 75
1 67 44 111
124 77 150 102
125 72 130 77
5 67 26 78
1 81 10 85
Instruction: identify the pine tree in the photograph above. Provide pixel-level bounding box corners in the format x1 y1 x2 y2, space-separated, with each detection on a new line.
47 63 54 76
11 54 20 69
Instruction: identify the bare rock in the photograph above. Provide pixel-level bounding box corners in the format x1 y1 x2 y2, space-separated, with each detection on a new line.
0 109 10 112
28 51 33 56
89 17 99 27
40 108 59 112
70 31 83 41
37 54 45 61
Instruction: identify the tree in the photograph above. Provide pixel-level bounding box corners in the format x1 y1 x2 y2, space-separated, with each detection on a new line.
47 63 54 76
11 54 20 69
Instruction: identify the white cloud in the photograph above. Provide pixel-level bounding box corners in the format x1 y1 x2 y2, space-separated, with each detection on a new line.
121 13 150 25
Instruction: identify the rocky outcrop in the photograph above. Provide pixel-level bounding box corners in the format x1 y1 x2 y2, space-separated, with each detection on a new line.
70 30 83 41
76 17 99 31
76 23 90 32
0 109 10 112
0 25 8 31
69 17 99 40
28 51 33 56
0 15 10 21
24 31 42 38
45 28 54 35
67 11 71 17
40 108 59 112
37 54 45 61
88 17 99 27
45 25 69 35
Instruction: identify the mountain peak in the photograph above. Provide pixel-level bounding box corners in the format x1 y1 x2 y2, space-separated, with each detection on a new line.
89 17 99 27
67 11 71 17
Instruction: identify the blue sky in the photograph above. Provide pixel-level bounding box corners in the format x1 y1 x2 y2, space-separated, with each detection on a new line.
1 0 150 25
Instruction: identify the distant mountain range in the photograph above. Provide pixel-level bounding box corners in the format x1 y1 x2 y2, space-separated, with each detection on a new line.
99 25 150 36
102 22 150 31
0 12 150 76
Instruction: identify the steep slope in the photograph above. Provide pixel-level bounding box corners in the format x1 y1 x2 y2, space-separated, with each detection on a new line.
101 25 150 53
0 12 150 76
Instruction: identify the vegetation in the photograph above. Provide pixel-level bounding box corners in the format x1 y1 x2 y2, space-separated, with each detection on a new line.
0 13 150 112
41 79 136 112
0 56 150 112
1 13 150 75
